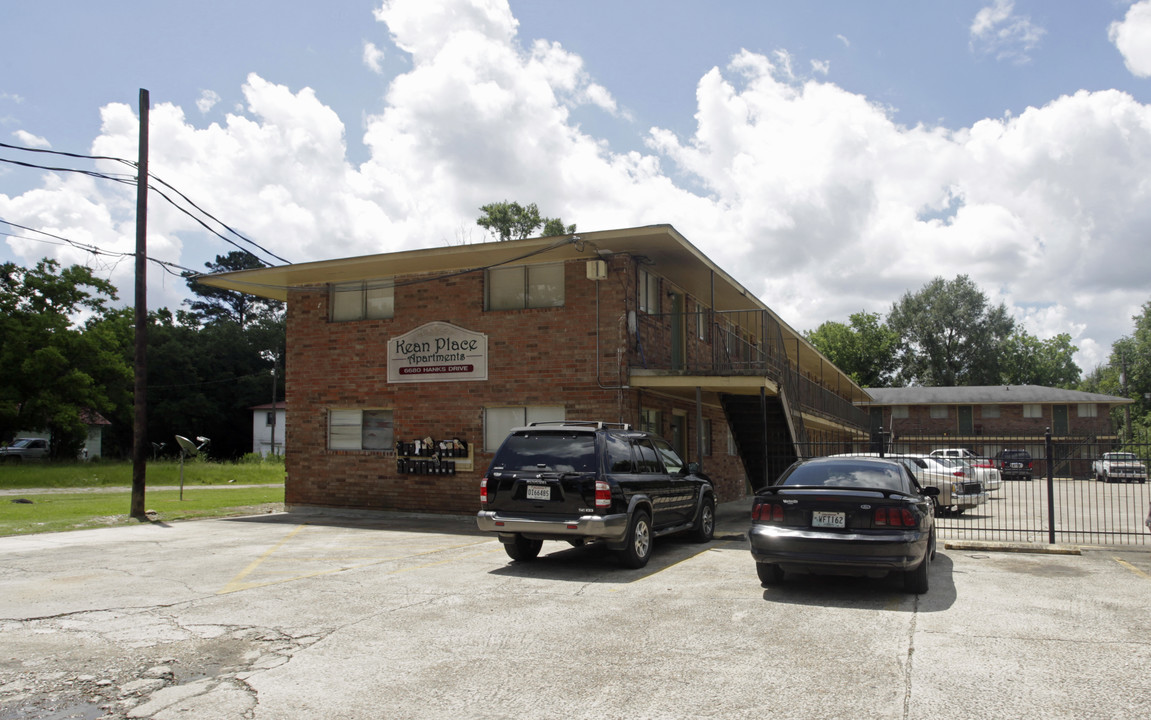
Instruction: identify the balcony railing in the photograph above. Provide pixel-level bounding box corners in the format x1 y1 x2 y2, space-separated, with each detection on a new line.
633 309 867 430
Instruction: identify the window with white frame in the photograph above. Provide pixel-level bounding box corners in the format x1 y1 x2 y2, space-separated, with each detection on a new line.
639 269 660 314
702 418 712 456
483 406 565 451
981 404 1000 418
930 405 949 419
330 281 394 321
891 405 909 419
328 409 394 451
696 302 710 341
1023 404 1043 418
1078 403 1097 417
486 263 564 310
727 428 737 456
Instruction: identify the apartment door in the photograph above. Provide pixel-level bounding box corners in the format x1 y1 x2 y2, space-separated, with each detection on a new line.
1053 405 1069 435
958 406 974 435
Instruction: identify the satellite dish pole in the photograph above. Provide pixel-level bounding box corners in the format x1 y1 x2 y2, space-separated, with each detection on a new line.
131 88 150 519
175 435 209 500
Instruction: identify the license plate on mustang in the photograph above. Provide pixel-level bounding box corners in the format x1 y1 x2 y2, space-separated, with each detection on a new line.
526 485 551 501
812 511 845 528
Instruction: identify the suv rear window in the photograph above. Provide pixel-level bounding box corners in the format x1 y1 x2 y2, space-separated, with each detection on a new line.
491 432 597 472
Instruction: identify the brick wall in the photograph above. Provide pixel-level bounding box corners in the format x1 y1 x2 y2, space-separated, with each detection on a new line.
284 254 748 515
884 403 1115 438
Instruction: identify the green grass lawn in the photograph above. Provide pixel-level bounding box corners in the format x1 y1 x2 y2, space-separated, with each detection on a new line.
0 459 285 536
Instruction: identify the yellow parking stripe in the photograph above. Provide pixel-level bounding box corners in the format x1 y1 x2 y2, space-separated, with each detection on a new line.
218 526 495 594
1113 556 1150 580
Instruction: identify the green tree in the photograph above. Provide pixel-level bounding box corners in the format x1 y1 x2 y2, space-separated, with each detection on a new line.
887 275 1015 386
1000 331 1080 388
0 259 130 458
184 251 283 328
477 201 575 241
805 311 899 388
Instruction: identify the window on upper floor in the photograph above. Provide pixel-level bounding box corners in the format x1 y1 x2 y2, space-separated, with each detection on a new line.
639 269 660 314
982 404 1000 418
930 406 948 419
486 263 564 310
1023 404 1043 418
1078 403 1097 417
891 405 909 419
330 281 394 321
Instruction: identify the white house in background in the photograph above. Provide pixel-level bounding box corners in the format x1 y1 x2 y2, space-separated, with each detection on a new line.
250 401 286 457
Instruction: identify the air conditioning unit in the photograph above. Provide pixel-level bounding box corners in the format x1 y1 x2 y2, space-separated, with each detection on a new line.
586 260 608 281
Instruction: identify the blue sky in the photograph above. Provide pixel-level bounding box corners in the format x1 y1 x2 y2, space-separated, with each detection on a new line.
3 0 1151 373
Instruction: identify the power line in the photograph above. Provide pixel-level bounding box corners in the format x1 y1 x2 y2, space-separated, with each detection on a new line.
0 218 198 278
0 142 291 267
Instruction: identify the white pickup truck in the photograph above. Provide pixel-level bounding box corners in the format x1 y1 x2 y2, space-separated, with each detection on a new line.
1091 452 1147 484
0 437 51 462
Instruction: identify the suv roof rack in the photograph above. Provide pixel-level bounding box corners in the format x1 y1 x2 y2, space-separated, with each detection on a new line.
526 420 632 430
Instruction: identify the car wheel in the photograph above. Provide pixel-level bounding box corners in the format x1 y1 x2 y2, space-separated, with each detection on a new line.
756 562 784 586
504 534 543 562
690 495 715 543
618 510 652 569
904 533 932 594
1103 472 1111 484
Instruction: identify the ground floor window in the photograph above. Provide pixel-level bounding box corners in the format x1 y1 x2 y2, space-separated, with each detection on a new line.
329 409 394 451
483 406 565 451
640 408 661 435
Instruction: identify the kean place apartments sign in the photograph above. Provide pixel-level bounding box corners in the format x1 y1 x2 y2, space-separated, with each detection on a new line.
388 322 488 384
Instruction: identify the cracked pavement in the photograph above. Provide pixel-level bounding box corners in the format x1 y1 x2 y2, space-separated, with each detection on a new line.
1 505 1150 719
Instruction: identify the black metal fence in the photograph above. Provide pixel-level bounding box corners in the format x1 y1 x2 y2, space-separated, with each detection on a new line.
787 432 1150 547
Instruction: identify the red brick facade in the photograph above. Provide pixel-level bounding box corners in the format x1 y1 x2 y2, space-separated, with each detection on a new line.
284 253 749 515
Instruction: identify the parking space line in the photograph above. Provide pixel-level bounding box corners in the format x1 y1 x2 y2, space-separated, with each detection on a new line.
218 527 498 594
1112 556 1150 579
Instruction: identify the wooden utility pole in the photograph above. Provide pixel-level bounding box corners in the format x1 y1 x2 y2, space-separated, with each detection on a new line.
130 89 150 518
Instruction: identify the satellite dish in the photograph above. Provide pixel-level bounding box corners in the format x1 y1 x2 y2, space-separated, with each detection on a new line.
175 435 199 456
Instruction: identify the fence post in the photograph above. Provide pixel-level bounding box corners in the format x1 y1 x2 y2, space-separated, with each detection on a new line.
1046 428 1056 545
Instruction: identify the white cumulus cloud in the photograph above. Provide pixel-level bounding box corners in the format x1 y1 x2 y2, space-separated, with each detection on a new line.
1110 0 1151 77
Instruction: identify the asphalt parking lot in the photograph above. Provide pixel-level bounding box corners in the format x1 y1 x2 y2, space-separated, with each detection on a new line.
1 501 1149 720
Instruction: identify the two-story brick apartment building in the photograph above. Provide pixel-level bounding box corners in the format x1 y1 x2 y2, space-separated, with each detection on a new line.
860 385 1133 476
198 224 869 515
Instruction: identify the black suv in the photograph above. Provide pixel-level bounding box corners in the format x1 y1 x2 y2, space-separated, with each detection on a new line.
996 448 1033 481
476 421 716 568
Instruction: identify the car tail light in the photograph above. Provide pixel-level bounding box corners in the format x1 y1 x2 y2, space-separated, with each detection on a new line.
480 478 488 505
973 461 993 468
874 507 916 527
594 480 612 509
752 501 784 523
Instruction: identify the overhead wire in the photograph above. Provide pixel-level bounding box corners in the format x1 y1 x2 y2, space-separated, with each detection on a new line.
0 141 290 267
0 218 198 278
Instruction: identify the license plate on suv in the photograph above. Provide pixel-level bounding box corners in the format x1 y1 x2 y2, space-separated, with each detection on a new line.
526 485 551 501
812 511 845 528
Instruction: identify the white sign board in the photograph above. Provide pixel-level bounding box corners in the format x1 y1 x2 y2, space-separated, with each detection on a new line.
388 322 488 383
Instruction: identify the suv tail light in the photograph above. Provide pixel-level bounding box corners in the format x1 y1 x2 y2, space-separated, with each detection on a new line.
874 507 916 527
594 480 611 509
752 500 784 523
480 478 488 505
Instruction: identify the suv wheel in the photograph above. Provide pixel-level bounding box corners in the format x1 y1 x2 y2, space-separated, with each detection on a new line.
618 510 652 569
504 534 543 562
691 496 715 543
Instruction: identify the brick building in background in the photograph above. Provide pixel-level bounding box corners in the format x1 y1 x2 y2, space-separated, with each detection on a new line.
199 225 869 515
860 385 1135 476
